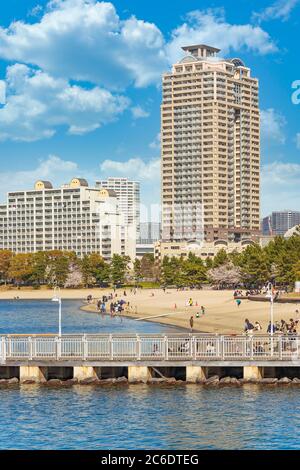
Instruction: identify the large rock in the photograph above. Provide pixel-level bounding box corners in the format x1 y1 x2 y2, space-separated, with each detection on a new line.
292 377 300 384
79 377 99 385
230 377 241 386
205 375 219 385
62 378 78 386
149 378 167 384
7 377 19 384
20 379 38 385
259 378 278 384
219 376 232 384
97 378 117 385
115 376 128 384
46 379 63 386
278 377 291 384
166 377 177 384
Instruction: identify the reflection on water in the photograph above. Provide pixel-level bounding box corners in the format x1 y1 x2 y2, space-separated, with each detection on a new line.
0 384 299 449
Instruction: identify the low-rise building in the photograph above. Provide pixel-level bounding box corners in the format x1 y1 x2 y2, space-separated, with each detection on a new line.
0 178 136 260
154 239 254 262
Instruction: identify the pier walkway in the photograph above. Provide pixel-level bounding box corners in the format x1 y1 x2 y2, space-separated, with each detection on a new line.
1 334 300 382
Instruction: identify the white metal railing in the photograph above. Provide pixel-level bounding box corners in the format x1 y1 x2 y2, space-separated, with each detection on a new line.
1 334 300 364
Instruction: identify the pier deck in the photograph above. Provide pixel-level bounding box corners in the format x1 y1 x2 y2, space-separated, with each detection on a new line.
1 334 300 382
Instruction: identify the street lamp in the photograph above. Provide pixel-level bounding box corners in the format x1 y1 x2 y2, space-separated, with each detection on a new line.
52 286 62 337
266 281 274 355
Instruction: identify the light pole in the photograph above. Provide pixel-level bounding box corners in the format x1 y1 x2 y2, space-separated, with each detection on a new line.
52 286 62 337
266 281 274 355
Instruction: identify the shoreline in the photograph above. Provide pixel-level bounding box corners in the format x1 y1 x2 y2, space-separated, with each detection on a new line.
1 287 300 334
80 303 193 333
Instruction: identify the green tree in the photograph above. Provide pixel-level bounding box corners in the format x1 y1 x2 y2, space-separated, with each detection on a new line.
110 254 130 286
239 244 269 287
133 258 142 283
46 251 76 287
30 251 49 285
8 253 34 286
161 256 182 286
0 250 13 284
140 254 156 279
181 253 207 287
212 248 228 268
81 253 110 286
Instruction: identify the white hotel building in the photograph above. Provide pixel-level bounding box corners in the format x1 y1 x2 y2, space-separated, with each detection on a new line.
0 178 136 260
96 178 140 240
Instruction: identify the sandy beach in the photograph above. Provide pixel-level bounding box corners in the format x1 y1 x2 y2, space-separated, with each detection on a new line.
2 286 300 334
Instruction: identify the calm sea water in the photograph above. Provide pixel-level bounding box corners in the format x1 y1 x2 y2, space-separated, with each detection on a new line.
0 300 299 450
0 299 180 335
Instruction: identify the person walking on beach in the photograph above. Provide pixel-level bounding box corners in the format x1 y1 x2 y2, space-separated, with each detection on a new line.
201 306 205 316
189 316 194 332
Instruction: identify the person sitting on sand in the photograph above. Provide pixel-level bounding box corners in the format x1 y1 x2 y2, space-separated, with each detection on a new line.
244 318 254 333
254 321 262 331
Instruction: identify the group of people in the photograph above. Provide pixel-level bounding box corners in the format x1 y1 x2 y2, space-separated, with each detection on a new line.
92 292 130 316
244 316 300 335
189 306 206 331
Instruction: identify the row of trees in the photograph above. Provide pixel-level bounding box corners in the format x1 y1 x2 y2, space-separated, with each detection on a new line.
159 234 300 288
1 233 300 288
0 250 132 288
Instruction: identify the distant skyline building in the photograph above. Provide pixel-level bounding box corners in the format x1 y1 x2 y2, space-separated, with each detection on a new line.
262 210 300 236
96 177 140 240
161 44 260 244
139 222 161 244
0 179 136 260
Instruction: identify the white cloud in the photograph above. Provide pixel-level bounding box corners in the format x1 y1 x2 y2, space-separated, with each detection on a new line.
252 0 299 23
0 2 277 91
0 155 79 201
0 154 161 219
149 132 161 150
0 0 166 90
166 9 277 64
0 80 5 104
0 63 128 141
131 105 149 119
0 2 279 141
100 157 160 180
260 108 286 144
261 161 300 214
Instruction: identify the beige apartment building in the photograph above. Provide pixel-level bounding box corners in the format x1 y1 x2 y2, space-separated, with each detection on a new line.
161 44 260 245
0 178 136 260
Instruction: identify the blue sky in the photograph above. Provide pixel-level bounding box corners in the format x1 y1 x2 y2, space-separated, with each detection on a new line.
0 0 300 217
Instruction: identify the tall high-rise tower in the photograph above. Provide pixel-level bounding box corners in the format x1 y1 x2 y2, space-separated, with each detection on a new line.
161 44 260 243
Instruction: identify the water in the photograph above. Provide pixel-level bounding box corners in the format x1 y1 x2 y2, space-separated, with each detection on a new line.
0 300 299 450
0 299 180 335
0 384 299 449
